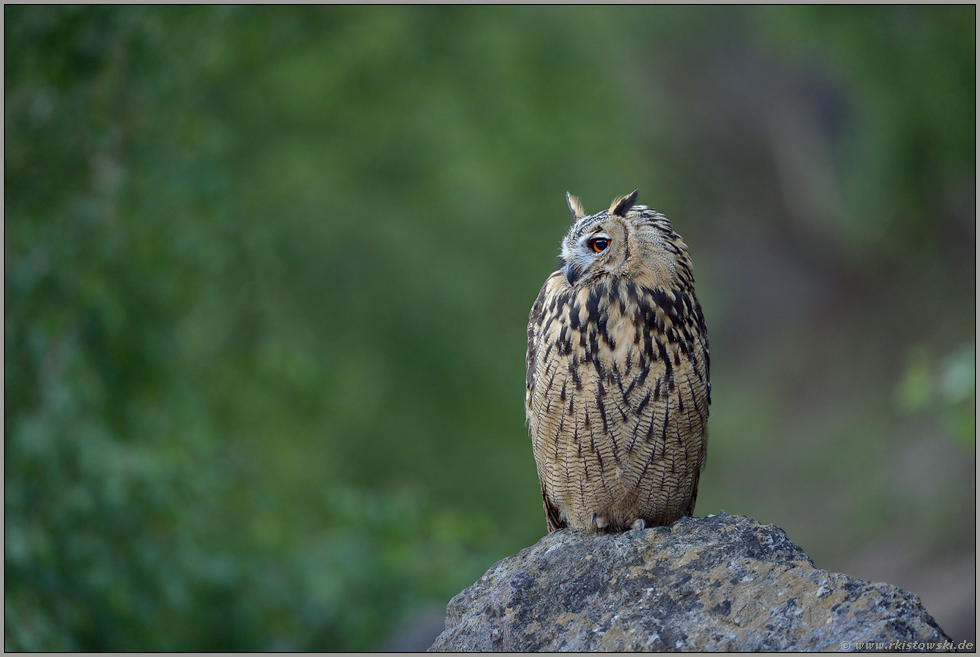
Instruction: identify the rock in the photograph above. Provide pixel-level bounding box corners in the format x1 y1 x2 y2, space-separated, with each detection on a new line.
428 513 954 652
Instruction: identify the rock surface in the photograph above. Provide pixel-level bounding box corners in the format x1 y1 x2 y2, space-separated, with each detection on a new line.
429 513 953 652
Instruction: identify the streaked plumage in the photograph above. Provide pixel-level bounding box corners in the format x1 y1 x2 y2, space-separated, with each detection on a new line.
526 190 710 532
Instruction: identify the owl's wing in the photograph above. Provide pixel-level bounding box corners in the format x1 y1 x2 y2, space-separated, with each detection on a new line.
526 271 565 408
541 479 566 532
690 296 710 475
627 283 710 519
685 469 701 518
661 287 710 497
525 285 545 404
527 272 569 532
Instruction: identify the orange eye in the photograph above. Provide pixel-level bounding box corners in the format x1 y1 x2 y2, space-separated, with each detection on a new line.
591 237 610 253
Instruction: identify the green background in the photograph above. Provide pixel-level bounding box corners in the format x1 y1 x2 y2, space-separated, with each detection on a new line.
5 6 975 650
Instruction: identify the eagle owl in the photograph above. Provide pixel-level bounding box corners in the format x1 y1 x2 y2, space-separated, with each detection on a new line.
525 190 710 533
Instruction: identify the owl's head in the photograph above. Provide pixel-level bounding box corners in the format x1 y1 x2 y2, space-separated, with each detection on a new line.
559 190 691 289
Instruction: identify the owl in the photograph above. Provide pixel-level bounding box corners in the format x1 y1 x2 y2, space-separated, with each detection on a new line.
525 190 710 533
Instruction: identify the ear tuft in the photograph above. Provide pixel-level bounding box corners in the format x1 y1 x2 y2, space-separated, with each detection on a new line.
566 192 586 220
609 189 639 216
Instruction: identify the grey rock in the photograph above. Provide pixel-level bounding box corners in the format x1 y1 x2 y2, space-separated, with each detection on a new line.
429 513 953 652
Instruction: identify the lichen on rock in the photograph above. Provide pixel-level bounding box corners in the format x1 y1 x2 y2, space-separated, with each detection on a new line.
428 513 953 652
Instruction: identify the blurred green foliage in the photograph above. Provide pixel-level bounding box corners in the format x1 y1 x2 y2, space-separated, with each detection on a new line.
5 6 974 650
897 343 976 448
759 6 975 252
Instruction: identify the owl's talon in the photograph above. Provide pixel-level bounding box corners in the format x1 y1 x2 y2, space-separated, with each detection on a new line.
631 518 646 531
589 513 611 531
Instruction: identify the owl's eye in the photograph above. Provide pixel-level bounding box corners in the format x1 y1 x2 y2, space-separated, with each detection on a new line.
591 237 610 253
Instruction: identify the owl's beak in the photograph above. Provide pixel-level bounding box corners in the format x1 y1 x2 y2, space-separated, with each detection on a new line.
564 262 583 286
